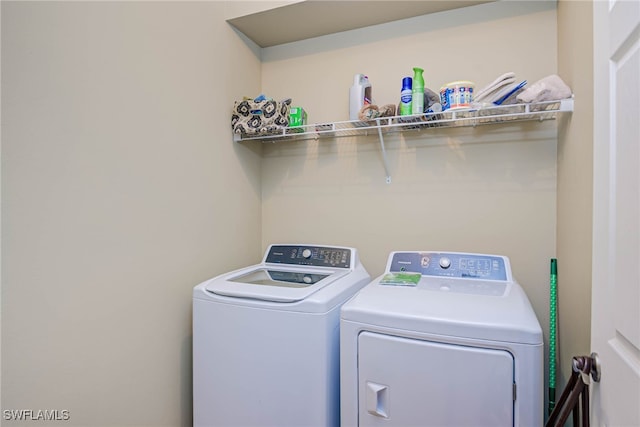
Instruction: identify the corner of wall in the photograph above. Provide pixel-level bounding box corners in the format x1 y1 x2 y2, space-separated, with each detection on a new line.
555 0 594 397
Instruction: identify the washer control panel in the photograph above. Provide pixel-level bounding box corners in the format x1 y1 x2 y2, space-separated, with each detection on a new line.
265 245 351 268
388 252 508 281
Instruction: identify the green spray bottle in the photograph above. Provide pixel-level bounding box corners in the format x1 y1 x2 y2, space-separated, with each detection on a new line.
411 67 424 114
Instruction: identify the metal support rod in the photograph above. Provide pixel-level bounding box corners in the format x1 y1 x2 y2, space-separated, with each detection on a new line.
376 119 391 184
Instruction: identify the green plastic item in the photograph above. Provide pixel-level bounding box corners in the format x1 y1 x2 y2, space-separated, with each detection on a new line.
549 258 558 415
379 272 421 287
411 67 424 115
289 106 307 128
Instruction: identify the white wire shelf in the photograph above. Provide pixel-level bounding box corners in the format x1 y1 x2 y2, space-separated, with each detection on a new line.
233 97 574 184
232 98 574 144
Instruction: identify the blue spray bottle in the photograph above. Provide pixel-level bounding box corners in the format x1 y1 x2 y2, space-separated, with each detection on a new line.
400 77 413 116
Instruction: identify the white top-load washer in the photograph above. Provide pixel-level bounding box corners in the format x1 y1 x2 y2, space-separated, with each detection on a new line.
340 251 543 427
193 244 370 427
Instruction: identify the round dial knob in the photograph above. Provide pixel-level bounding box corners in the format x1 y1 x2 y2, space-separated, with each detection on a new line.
303 275 313 284
439 257 451 269
302 248 312 259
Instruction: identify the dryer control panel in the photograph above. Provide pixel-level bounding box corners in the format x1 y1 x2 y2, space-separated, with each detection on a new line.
265 245 351 269
388 252 508 281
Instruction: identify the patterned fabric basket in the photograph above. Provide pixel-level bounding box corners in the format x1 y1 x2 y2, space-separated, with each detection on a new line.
231 98 291 135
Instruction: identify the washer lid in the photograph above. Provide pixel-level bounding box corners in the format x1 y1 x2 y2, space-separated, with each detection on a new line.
206 266 348 302
341 276 543 345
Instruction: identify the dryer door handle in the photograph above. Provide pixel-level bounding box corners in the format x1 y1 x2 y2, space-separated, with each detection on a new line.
366 382 389 418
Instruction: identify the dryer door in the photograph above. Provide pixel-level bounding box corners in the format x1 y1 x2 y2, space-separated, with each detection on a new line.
358 332 514 427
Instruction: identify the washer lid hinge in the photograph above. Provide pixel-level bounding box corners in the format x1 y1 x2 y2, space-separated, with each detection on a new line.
513 383 517 401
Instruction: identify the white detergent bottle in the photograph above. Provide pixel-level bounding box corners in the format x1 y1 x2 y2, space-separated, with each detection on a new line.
349 74 372 121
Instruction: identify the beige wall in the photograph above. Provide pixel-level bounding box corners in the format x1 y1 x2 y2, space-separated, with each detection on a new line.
1 2 263 425
261 0 558 396
557 0 594 391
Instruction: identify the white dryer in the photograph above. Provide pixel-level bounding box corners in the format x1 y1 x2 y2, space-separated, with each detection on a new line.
340 251 543 427
193 244 370 427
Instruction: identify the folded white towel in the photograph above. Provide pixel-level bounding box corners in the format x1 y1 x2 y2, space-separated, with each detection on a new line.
475 72 516 102
516 74 572 103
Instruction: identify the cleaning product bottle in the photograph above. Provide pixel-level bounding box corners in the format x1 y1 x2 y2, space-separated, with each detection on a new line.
411 67 425 115
349 74 372 121
399 77 413 116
